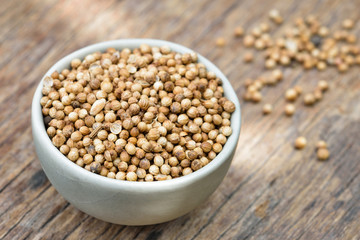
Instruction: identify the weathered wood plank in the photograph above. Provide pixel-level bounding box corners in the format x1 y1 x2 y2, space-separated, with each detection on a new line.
1 0 360 239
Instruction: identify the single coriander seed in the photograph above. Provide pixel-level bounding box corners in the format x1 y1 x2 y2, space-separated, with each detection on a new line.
285 89 298 102
342 19 354 29
215 37 226 47
317 148 330 161
243 35 255 47
244 52 254 63
234 26 244 37
294 136 307 149
316 140 327 149
304 93 316 106
318 80 329 92
284 103 295 116
263 104 273 115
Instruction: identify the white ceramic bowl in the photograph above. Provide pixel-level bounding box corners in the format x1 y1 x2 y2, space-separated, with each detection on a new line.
31 39 241 225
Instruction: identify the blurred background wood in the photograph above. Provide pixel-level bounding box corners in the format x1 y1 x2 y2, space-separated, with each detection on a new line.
1 0 360 239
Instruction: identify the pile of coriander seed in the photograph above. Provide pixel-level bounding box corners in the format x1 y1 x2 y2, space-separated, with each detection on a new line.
41 44 236 181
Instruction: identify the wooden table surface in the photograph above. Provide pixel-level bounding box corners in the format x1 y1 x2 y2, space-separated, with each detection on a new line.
1 0 360 239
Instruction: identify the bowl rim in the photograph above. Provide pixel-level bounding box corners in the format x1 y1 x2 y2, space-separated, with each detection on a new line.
32 38 241 189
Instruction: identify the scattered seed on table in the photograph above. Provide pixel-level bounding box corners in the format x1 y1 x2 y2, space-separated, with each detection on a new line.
232 12 359 165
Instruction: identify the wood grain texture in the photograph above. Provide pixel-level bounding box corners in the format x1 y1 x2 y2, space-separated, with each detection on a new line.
1 0 360 239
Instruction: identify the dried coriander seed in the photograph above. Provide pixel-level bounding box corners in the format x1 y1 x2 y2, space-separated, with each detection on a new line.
221 126 232 137
304 93 316 106
316 140 327 149
251 92 262 102
265 59 276 69
263 104 273 115
110 123 122 134
318 80 329 92
317 148 330 161
41 45 235 181
244 52 254 63
244 35 255 47
269 9 283 24
284 103 295 116
215 37 226 47
234 26 244 37
90 99 106 116
313 89 323 101
272 69 283 81
294 136 307 149
294 86 302 95
234 12 359 166
285 89 298 102
342 19 354 29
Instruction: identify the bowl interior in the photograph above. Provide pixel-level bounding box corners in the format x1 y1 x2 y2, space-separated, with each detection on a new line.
32 39 241 189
